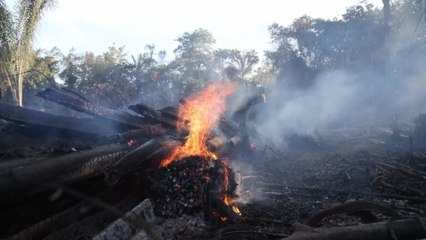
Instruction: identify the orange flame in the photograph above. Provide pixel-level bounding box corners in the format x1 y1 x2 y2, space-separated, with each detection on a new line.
160 82 237 167
222 162 242 216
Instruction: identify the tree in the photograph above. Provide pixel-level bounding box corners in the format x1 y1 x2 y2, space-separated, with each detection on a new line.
265 2 391 89
173 28 216 84
0 0 56 106
213 49 259 82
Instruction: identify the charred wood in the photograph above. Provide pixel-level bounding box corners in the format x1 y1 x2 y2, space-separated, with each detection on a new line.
0 102 122 136
304 201 400 227
283 217 426 240
128 103 178 128
41 192 143 240
93 199 156 240
105 137 181 186
5 179 135 240
0 145 129 195
37 87 150 129
99 125 167 145
211 195 241 224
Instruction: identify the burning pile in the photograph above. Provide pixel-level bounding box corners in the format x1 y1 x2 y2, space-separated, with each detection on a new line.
149 156 238 220
0 81 252 239
151 82 241 221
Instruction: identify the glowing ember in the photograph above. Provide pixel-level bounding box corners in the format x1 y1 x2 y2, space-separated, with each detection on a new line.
223 163 230 205
160 82 236 167
127 139 137 147
232 206 242 216
223 161 242 216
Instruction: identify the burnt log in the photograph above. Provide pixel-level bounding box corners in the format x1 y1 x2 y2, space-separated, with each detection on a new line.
283 217 426 240
105 137 181 186
0 102 122 135
211 195 241 224
5 179 135 240
305 201 400 227
0 144 129 195
93 199 157 240
99 125 167 145
37 87 150 129
128 103 178 128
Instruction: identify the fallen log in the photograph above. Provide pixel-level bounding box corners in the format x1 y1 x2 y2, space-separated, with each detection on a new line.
0 102 121 135
128 103 178 128
99 125 167 145
93 199 156 240
6 179 134 240
0 144 129 194
105 137 181 186
283 217 426 240
211 195 241 224
37 87 150 129
304 201 400 227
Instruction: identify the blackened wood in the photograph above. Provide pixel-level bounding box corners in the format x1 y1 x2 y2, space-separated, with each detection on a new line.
128 103 178 128
0 145 128 193
37 87 150 129
0 102 121 135
41 193 142 240
99 125 167 144
283 218 426 240
6 179 134 240
211 195 241 223
105 137 181 186
93 199 153 240
304 201 400 227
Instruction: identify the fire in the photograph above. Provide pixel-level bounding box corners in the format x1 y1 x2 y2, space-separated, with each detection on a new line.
127 139 137 147
222 162 242 217
160 82 236 167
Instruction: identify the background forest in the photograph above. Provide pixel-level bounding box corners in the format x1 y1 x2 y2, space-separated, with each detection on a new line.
1 0 426 138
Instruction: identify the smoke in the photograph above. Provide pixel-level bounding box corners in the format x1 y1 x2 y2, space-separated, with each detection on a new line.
256 55 426 145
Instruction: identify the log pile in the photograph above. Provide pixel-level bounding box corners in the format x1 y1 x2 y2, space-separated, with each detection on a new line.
0 87 245 239
4 86 425 240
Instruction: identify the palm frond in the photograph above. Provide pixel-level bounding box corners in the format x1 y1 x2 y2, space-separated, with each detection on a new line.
0 0 15 57
17 0 56 53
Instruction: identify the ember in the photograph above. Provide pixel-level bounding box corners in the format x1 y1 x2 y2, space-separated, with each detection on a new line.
149 156 238 221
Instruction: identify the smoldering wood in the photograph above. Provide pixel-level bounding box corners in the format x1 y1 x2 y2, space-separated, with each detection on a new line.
304 201 401 227
211 195 241 224
0 102 123 135
37 87 150 129
93 199 155 240
41 192 143 240
6 179 135 240
99 125 167 144
283 217 426 240
105 137 181 186
0 144 129 193
128 103 179 128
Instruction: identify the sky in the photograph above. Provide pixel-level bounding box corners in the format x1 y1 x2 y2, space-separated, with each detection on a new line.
31 0 383 60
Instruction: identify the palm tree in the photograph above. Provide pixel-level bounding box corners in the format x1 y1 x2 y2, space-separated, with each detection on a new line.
0 0 55 106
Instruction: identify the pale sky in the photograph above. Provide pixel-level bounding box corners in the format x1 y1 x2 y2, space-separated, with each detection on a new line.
32 0 383 59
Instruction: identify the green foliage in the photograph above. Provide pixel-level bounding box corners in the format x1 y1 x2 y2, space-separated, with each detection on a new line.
0 0 56 106
214 49 260 82
266 0 426 90
173 28 216 85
